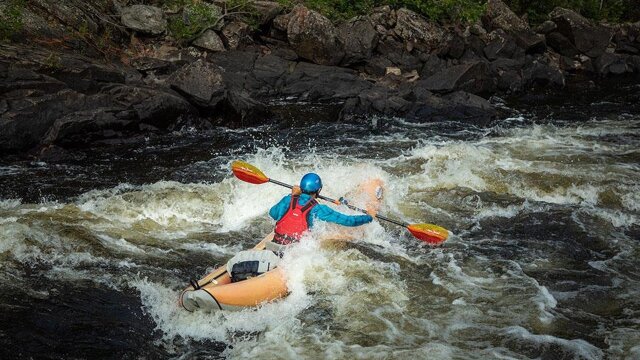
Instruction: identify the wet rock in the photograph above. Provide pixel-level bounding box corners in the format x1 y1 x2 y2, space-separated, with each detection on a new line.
546 32 580 57
42 108 130 146
121 5 166 36
523 58 565 87
287 5 344 65
168 60 225 108
393 8 446 53
422 61 496 95
550 8 612 58
536 21 557 34
223 89 271 125
483 0 529 33
594 53 630 75
193 30 226 52
337 17 379 66
105 85 195 127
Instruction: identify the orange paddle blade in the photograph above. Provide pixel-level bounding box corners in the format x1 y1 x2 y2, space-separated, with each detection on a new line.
407 224 449 245
231 161 269 184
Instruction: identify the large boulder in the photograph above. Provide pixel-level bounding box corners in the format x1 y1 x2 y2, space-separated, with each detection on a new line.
287 5 344 65
121 5 167 35
393 8 446 53
550 8 612 58
484 30 517 60
337 16 379 66
546 32 580 57
422 61 496 94
482 0 529 33
168 59 226 109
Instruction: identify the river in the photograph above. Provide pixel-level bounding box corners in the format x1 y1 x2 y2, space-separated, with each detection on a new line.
1 81 639 359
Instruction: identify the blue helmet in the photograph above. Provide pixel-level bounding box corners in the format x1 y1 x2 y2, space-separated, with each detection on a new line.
300 173 322 194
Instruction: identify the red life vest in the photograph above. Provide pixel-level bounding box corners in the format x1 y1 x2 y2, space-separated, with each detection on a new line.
274 195 317 245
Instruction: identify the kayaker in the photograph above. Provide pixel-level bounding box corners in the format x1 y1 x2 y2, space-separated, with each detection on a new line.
268 173 376 247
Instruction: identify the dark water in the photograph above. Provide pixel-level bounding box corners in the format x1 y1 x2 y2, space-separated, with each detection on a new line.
1 80 639 359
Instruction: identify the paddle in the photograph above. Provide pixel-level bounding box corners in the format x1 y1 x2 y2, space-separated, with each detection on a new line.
231 160 449 245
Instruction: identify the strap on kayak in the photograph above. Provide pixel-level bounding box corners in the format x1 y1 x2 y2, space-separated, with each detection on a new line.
190 279 201 290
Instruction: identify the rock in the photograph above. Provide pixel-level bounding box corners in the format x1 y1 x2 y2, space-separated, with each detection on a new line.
513 31 546 54
121 5 166 36
628 55 640 72
442 90 496 119
282 62 371 100
393 8 446 53
252 55 290 88
536 21 557 34
287 5 344 65
42 109 130 146
223 89 271 125
422 61 496 94
253 1 283 26
272 13 291 32
483 0 529 33
442 33 466 59
365 56 394 76
496 69 522 92
546 32 580 57
550 7 612 58
523 58 565 87
594 53 630 75
168 60 225 108
193 30 226 52
337 17 378 66
370 6 396 29
420 54 449 77
376 37 422 72
221 21 251 50
484 30 517 60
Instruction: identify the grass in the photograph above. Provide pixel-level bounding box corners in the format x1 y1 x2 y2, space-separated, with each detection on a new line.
0 0 25 41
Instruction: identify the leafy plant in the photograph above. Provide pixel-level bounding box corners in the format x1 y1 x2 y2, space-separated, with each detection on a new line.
168 0 223 41
0 0 25 41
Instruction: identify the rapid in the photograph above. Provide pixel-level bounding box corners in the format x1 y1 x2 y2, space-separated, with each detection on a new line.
1 82 639 359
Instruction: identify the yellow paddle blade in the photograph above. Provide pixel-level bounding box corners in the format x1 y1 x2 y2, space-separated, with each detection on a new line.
407 223 449 245
231 161 269 184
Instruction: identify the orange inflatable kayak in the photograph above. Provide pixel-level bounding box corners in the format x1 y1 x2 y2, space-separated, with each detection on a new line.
179 179 384 312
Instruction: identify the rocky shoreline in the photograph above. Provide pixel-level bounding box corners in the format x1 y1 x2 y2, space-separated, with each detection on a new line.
1 0 639 155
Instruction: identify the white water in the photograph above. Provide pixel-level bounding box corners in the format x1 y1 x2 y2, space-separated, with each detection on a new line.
1 118 639 358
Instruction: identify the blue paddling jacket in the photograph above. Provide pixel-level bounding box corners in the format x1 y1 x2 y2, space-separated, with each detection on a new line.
269 194 373 228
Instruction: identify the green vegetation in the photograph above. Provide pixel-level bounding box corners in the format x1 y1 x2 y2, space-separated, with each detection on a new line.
167 0 223 41
277 0 638 24
504 0 638 24
0 0 25 41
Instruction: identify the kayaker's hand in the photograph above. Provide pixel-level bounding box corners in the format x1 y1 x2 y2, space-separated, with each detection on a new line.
291 185 302 196
366 206 377 218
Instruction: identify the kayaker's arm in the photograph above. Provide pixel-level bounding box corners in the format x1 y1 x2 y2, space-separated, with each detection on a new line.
310 204 373 227
269 195 292 221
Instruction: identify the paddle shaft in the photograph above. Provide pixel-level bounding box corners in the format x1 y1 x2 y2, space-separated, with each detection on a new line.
268 179 409 228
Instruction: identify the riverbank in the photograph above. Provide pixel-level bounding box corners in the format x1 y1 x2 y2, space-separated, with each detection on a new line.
1 0 640 155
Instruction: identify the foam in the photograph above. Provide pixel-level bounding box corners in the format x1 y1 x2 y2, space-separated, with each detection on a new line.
503 326 603 359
